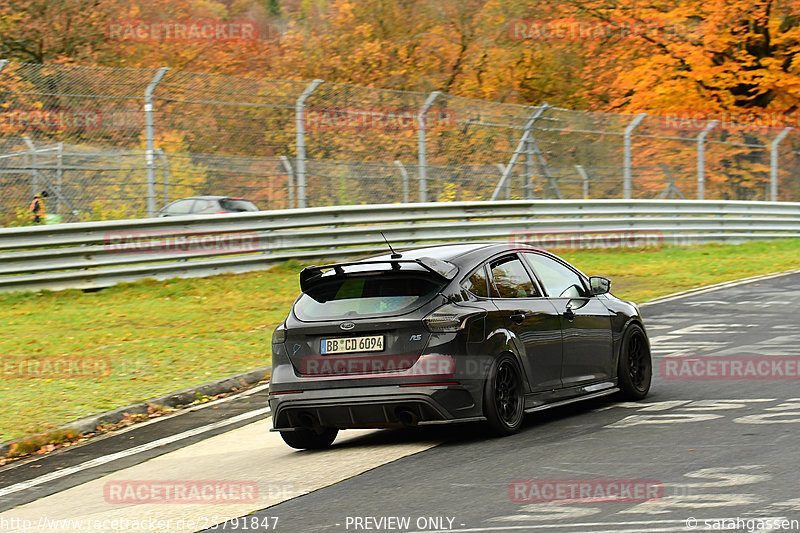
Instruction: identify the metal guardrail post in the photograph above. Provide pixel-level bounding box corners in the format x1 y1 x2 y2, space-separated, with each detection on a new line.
770 127 792 202
418 91 441 203
623 113 647 200
144 67 169 218
280 156 296 209
295 79 324 209
696 120 719 200
394 161 410 203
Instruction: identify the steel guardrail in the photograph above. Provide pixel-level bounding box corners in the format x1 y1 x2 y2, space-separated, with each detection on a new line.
1 200 799 293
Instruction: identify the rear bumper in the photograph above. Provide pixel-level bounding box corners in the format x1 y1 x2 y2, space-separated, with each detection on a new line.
269 383 482 431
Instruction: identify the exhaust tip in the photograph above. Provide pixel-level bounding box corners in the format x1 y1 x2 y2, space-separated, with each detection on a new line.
297 411 317 429
395 407 419 427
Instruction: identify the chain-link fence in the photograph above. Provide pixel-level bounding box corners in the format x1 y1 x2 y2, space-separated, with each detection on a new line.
1 60 799 224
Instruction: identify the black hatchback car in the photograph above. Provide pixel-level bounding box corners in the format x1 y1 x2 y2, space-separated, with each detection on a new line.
269 243 652 449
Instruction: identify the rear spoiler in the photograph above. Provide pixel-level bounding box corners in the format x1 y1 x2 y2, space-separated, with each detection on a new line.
299 257 459 293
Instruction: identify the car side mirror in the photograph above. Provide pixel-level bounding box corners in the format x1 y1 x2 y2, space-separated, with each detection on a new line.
589 276 611 295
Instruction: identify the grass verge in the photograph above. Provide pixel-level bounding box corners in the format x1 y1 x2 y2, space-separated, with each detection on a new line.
1 240 799 443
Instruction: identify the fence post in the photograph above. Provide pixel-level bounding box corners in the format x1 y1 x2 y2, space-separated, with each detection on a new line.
280 155 296 209
494 164 511 199
23 137 79 215
144 67 169 217
295 79 324 209
623 113 647 200
696 120 719 200
491 103 550 200
575 164 589 199
29 141 38 197
418 91 441 203
57 142 63 215
0 60 6 216
154 148 169 206
770 127 792 202
524 138 535 199
394 160 410 203
658 163 686 200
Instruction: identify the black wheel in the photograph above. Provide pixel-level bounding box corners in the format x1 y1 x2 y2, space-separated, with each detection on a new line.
617 324 652 400
483 354 525 436
280 427 338 450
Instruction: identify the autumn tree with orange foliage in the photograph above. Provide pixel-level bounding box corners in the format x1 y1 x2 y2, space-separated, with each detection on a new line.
550 0 800 198
0 0 114 64
2 0 798 201
3 0 798 114
557 0 800 115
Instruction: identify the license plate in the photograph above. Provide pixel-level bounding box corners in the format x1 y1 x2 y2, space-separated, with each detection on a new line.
320 335 384 355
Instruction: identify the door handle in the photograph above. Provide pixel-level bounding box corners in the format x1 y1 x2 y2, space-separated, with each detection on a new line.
510 310 529 323
563 304 575 321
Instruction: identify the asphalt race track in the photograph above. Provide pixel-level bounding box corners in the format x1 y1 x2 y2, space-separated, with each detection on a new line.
2 271 800 533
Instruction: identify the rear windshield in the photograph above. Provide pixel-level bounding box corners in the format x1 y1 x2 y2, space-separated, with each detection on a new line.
294 273 444 321
219 198 258 212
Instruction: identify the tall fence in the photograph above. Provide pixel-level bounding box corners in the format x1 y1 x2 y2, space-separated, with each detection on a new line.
1 61 800 224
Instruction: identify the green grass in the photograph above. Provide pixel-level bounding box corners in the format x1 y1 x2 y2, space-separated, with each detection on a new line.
1 240 799 443
0 260 306 443
557 239 799 303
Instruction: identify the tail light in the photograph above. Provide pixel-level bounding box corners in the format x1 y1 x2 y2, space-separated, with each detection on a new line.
423 303 486 333
272 324 287 344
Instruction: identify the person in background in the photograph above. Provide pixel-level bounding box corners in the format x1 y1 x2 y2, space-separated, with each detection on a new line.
29 190 48 224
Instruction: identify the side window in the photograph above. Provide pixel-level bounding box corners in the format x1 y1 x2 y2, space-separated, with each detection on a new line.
166 200 195 215
489 256 540 298
523 253 587 298
192 199 216 213
463 265 489 298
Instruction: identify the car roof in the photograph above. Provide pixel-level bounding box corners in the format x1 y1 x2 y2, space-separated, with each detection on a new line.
187 196 228 200
364 241 539 268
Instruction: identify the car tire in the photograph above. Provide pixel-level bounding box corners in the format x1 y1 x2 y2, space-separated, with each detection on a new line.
483 354 525 436
617 323 652 400
279 427 338 450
